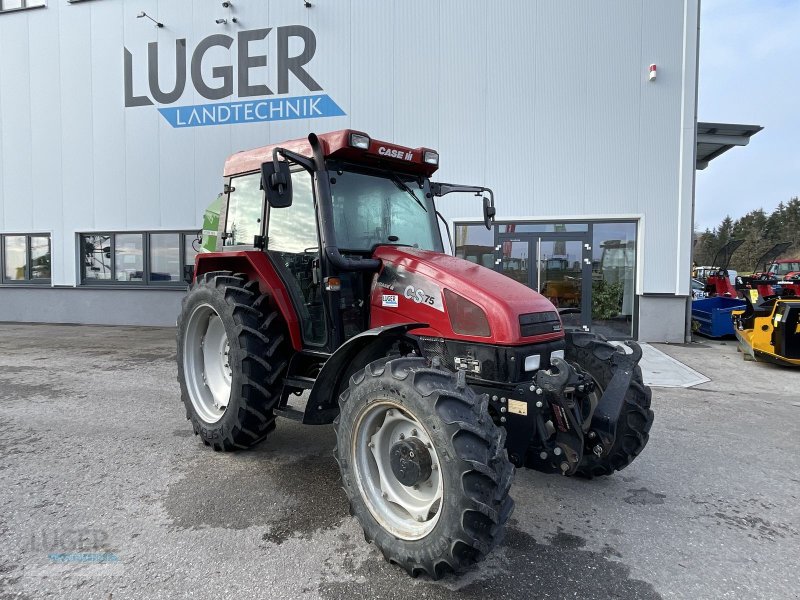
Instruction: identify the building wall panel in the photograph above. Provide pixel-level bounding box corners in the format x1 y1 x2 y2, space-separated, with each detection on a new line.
436 0 488 191
0 15 33 232
637 0 685 293
29 7 63 236
58 4 95 285
583 0 642 217
91 0 126 231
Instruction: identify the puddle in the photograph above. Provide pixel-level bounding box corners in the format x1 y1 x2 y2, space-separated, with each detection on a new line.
319 526 661 599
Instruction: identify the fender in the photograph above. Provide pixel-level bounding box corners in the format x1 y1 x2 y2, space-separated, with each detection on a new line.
194 251 303 351
303 323 426 425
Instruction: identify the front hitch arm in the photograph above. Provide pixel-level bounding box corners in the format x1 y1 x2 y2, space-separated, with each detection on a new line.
531 357 587 475
589 342 642 455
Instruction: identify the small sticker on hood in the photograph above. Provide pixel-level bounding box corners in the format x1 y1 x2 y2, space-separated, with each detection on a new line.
382 294 399 308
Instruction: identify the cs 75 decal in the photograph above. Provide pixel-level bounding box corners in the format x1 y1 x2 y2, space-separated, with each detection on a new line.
377 265 444 312
404 286 435 306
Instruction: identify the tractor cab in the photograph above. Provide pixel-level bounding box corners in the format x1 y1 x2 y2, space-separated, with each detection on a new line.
203 130 498 353
752 242 793 279
767 259 800 279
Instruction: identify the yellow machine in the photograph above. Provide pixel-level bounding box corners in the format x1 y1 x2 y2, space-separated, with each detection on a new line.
731 288 800 367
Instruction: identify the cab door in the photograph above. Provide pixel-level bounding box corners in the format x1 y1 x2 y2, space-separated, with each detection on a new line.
264 169 328 348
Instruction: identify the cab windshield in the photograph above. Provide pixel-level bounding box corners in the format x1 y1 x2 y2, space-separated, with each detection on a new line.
329 168 442 252
773 262 800 275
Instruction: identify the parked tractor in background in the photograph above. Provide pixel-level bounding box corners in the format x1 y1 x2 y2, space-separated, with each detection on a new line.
765 259 800 280
176 130 653 578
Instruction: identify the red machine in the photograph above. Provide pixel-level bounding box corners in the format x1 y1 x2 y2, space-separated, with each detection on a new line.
739 242 798 298
176 130 652 578
752 243 797 278
703 239 744 297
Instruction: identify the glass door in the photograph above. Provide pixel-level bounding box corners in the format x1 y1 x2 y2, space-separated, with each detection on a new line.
496 234 592 330
535 237 591 330
497 239 532 287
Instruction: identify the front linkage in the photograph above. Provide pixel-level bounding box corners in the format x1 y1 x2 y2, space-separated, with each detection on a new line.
471 334 648 477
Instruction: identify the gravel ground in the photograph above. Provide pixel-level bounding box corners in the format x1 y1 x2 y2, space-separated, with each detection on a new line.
0 324 797 599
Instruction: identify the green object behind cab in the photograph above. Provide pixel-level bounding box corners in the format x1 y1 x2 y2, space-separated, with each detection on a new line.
201 194 223 253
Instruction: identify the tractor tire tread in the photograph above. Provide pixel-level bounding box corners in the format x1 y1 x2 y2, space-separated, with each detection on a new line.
564 331 653 478
176 270 289 452
335 355 513 580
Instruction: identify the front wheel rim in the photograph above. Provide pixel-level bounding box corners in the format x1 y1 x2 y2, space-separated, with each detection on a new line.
184 304 232 424
352 401 444 541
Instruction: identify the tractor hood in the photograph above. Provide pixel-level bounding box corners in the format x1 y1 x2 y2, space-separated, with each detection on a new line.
369 246 564 345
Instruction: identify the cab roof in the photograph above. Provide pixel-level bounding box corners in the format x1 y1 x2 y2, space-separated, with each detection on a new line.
224 129 439 178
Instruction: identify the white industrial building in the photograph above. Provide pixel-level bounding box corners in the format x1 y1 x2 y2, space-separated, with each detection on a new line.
0 0 758 341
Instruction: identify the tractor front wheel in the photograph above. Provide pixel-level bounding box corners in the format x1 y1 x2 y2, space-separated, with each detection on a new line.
334 356 514 579
565 331 654 477
177 271 289 451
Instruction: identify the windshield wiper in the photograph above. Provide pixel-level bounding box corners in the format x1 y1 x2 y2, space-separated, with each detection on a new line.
390 175 427 212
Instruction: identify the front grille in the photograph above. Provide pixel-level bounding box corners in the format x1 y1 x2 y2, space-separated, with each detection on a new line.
519 311 561 337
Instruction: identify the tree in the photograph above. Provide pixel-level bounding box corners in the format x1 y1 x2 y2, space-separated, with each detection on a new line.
693 198 799 273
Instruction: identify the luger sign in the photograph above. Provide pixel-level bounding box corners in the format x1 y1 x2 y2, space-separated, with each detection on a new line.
124 25 345 128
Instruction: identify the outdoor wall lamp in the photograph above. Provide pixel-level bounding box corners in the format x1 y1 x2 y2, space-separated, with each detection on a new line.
217 1 237 25
136 11 163 28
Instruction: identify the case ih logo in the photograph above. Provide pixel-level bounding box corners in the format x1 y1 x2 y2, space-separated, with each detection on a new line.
124 25 345 128
378 147 413 161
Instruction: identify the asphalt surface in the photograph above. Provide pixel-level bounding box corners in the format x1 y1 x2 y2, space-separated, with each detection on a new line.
0 324 798 599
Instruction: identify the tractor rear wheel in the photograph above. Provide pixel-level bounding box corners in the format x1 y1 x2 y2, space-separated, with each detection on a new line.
334 356 514 579
565 331 654 477
177 271 289 451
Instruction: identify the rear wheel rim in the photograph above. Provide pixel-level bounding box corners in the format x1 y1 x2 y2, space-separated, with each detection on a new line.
352 401 443 541
184 304 231 424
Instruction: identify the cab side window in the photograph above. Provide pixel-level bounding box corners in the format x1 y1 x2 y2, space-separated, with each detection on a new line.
224 173 263 246
267 170 324 345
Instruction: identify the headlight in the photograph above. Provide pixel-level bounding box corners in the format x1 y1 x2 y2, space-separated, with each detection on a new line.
423 150 439 165
443 289 490 337
349 132 371 149
524 354 541 372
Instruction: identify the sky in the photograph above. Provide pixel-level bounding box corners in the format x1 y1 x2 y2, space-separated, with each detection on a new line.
694 0 800 231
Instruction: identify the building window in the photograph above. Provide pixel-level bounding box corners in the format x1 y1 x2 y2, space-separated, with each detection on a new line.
83 235 112 280
0 234 51 284
0 0 46 13
454 224 495 268
115 233 144 282
591 222 637 338
80 231 200 286
151 233 182 283
455 219 638 339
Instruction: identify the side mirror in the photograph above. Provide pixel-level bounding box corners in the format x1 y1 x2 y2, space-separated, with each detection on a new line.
483 196 496 230
261 161 293 208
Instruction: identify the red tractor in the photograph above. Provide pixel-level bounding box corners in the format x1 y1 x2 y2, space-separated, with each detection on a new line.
703 239 744 298
739 242 799 299
176 130 653 578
